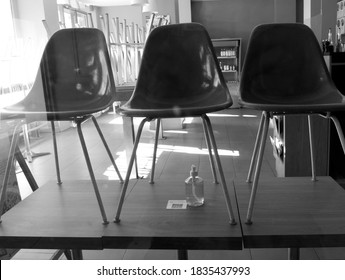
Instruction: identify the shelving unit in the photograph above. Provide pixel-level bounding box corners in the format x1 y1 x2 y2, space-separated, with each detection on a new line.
212 38 241 82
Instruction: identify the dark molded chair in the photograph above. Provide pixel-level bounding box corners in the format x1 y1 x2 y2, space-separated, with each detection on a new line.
114 23 236 225
0 28 123 224
239 23 345 224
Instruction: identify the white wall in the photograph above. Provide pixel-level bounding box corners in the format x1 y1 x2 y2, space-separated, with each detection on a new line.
12 0 47 40
304 0 338 43
10 0 59 81
97 5 144 28
274 0 296 23
43 0 60 34
97 0 185 37
177 0 192 23
155 0 176 23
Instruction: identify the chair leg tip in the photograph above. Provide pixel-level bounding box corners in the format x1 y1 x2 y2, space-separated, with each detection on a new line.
229 219 237 225
245 219 253 225
114 218 121 223
102 220 109 225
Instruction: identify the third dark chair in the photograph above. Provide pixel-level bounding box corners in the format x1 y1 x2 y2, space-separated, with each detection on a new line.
239 23 345 224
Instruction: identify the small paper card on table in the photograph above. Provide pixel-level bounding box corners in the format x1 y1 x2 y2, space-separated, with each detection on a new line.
166 200 187 210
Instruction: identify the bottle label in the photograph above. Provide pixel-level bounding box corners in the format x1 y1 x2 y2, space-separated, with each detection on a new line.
166 200 187 210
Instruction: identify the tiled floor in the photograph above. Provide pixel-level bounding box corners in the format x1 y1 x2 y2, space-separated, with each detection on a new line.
6 86 345 260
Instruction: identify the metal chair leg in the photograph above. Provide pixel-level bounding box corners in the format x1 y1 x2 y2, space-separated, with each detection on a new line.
91 115 123 183
160 119 167 139
22 124 33 162
246 111 270 224
307 115 317 181
247 111 265 183
202 118 218 184
130 117 140 179
51 121 62 185
330 115 345 154
15 146 39 192
114 118 149 223
76 121 109 225
201 115 236 225
150 118 161 184
0 122 22 222
149 119 161 184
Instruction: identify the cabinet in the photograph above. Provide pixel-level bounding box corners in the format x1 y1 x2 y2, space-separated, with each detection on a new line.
271 115 329 178
325 52 345 182
212 38 241 82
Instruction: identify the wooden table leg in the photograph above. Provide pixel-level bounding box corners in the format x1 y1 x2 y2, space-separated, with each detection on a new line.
71 249 83 260
288 248 300 260
177 250 188 260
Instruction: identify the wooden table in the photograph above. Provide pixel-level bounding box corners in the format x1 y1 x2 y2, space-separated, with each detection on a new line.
234 176 345 259
0 179 242 259
0 180 119 251
103 180 241 252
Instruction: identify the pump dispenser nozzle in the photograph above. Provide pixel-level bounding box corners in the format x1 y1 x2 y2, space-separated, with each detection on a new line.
190 165 198 177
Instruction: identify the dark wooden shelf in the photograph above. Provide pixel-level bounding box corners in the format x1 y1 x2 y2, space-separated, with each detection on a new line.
212 38 241 82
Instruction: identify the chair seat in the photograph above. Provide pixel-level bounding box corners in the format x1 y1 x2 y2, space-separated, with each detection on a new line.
239 99 345 114
239 88 345 114
1 28 116 122
119 89 231 118
1 97 111 121
239 23 345 115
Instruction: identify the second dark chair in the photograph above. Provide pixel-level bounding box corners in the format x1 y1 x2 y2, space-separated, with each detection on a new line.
114 23 236 225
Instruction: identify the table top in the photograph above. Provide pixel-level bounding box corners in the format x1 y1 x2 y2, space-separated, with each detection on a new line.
234 176 345 249
102 179 242 250
4 176 344 251
0 178 242 250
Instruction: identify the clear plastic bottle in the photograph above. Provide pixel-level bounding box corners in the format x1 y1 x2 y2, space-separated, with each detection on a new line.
185 165 204 207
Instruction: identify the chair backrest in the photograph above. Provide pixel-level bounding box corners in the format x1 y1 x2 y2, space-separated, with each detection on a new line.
239 23 338 105
127 23 231 114
24 28 116 118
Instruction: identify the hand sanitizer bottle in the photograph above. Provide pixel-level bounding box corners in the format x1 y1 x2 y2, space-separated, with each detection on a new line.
185 165 204 207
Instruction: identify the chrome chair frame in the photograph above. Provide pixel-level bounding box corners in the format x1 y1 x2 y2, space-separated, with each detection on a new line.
114 114 236 225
